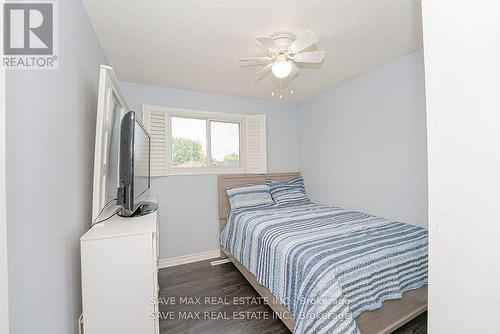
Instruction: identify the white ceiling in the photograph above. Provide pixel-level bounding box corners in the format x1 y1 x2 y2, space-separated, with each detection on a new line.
83 0 422 104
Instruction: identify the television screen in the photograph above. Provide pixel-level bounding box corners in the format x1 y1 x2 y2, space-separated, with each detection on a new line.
133 120 151 201
117 111 153 217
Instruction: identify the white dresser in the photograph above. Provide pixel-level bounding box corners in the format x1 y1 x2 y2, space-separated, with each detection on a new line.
81 210 159 334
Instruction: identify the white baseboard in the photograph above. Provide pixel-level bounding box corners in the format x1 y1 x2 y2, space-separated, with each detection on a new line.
210 258 231 266
158 249 221 268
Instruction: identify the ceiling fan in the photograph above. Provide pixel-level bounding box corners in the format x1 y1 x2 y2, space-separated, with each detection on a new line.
240 31 326 80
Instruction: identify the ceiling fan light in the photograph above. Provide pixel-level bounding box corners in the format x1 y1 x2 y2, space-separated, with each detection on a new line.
272 58 293 79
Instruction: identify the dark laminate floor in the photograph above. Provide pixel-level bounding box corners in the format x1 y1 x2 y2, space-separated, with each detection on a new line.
159 259 427 334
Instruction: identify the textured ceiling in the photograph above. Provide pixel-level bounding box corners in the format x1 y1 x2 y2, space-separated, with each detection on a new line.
82 0 422 104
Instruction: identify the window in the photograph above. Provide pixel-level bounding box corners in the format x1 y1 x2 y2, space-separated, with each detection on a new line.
171 117 207 168
170 117 241 169
210 121 240 168
142 105 266 176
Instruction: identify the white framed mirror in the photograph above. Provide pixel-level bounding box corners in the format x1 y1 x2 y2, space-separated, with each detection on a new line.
92 65 129 222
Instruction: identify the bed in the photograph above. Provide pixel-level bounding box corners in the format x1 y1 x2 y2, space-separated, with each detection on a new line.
218 173 428 334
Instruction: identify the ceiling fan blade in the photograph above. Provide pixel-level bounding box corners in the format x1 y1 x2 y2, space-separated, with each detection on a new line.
289 31 319 53
256 37 278 53
240 57 273 61
240 57 274 66
239 57 274 64
294 51 325 63
291 62 300 76
255 63 273 80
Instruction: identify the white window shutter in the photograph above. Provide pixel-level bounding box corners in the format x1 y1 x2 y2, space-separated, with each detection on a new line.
245 114 267 174
142 105 169 176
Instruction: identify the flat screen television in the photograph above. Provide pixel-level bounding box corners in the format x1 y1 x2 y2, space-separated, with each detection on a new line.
116 111 158 217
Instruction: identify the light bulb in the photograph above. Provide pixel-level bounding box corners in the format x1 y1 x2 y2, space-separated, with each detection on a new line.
271 91 274 96
272 56 292 79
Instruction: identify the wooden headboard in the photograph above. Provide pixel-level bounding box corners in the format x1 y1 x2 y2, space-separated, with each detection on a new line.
218 172 300 232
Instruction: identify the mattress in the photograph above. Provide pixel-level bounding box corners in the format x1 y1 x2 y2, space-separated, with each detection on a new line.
220 203 428 334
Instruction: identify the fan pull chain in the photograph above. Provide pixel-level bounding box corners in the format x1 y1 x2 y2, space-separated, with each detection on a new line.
279 78 283 101
270 80 294 101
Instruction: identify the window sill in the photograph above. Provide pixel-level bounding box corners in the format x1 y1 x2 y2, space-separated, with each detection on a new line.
152 168 248 177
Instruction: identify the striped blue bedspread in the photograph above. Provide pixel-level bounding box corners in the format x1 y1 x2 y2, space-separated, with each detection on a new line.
220 203 428 334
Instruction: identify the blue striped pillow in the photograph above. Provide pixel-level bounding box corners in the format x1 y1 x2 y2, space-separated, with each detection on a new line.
226 184 274 210
266 177 310 207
